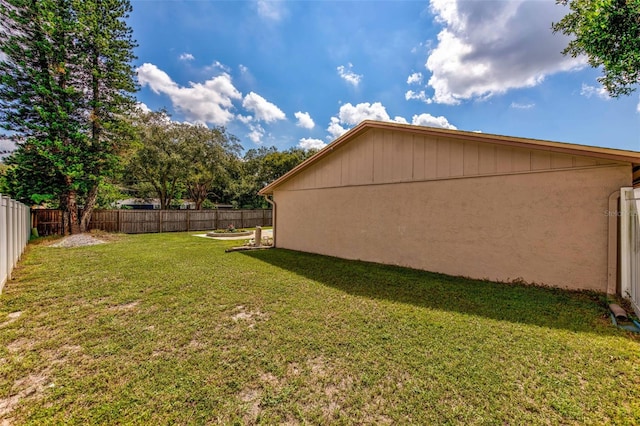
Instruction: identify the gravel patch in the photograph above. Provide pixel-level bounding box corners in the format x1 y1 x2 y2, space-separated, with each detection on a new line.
50 234 106 248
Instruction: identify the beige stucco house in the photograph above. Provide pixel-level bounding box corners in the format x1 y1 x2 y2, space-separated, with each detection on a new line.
260 120 640 294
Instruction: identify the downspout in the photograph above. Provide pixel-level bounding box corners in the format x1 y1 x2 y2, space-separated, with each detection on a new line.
607 190 620 295
263 194 276 247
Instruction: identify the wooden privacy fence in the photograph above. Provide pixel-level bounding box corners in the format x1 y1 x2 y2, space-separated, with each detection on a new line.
1 195 31 294
33 209 272 236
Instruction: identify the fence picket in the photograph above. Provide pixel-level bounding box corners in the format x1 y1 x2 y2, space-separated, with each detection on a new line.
31 208 272 236
1 194 31 294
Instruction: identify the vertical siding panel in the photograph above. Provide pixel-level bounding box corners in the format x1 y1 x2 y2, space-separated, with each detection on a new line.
478 144 497 174
373 130 385 183
391 131 403 181
449 139 464 177
366 136 375 183
328 156 342 187
413 135 426 180
298 171 307 189
384 130 395 182
436 138 450 178
347 143 358 185
307 167 317 188
296 173 305 189
531 151 551 170
463 142 479 176
496 146 512 173
596 159 616 166
340 145 349 186
399 133 413 181
316 159 327 188
349 136 374 185
424 137 437 179
573 156 598 167
551 153 573 169
511 148 531 172
290 175 300 190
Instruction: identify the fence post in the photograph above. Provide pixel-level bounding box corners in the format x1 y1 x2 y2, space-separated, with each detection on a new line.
25 204 31 245
620 187 634 299
7 198 15 281
0 196 7 292
187 210 190 232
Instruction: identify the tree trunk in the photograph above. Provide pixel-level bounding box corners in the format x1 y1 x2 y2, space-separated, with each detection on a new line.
66 188 81 235
80 184 99 232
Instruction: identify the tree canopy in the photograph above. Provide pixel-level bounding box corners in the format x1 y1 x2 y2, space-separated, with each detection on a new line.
553 0 640 97
125 110 241 210
0 0 137 233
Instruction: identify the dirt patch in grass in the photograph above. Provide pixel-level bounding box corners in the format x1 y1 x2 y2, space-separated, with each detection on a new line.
49 233 106 248
108 301 140 311
0 312 22 328
0 372 50 419
6 338 35 354
47 230 124 248
231 305 268 327
238 388 262 422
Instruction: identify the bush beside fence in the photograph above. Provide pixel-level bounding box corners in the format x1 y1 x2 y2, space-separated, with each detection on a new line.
1 195 31 294
32 208 273 236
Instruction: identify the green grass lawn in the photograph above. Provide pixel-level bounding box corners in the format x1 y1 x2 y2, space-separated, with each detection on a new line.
1 232 639 425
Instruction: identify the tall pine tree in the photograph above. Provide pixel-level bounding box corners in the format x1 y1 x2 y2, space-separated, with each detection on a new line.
0 0 137 233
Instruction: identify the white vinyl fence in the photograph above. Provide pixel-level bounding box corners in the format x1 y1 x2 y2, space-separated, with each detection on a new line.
1 195 31 294
620 187 640 318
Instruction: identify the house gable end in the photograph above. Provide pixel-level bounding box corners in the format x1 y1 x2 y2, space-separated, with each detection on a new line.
275 127 629 192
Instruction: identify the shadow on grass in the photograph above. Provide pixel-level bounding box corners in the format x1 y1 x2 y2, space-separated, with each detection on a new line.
240 248 622 336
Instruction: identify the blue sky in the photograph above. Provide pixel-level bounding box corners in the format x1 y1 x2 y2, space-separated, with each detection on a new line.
1 0 639 159
95 1 640 153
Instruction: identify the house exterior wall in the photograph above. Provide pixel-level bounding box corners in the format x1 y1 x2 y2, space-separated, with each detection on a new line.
272 129 632 291
277 128 621 192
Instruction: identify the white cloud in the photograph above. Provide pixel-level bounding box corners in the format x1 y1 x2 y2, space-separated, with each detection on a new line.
247 123 265 144
137 63 242 126
510 102 535 109
337 102 392 125
337 63 362 87
242 92 286 123
580 83 610 100
407 72 423 85
405 90 432 104
326 102 456 139
299 138 327 150
411 113 457 130
256 0 286 21
637 97 640 114
205 61 231 74
294 111 315 129
425 0 586 104
327 117 348 139
179 53 194 61
239 64 249 75
236 114 253 125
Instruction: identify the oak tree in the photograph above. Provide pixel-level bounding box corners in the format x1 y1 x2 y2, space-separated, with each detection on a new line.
553 0 640 97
